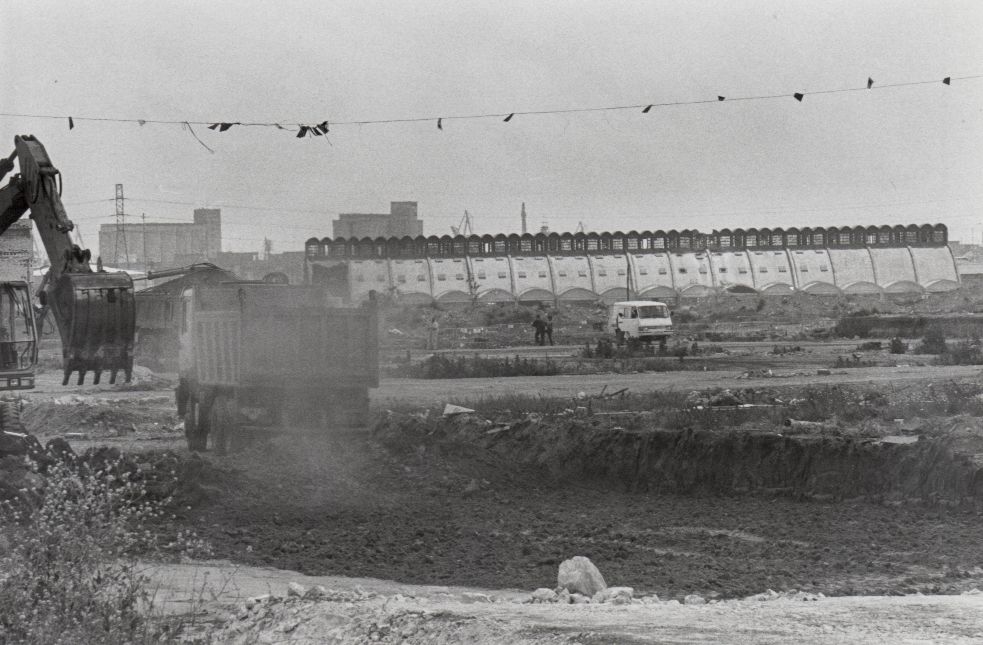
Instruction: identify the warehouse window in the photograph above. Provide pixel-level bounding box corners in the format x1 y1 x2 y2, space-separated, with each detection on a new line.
436 274 446 281
397 275 406 283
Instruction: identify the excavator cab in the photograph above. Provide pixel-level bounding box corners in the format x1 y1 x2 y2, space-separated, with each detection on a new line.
0 282 37 389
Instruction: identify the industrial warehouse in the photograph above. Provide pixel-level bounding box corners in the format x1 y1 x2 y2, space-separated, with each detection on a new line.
305 223 959 303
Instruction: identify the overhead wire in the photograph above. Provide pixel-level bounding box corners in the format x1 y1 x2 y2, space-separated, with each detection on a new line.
0 73 980 132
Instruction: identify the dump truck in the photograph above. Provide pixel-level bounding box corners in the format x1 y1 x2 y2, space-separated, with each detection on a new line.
135 263 240 371
175 282 379 453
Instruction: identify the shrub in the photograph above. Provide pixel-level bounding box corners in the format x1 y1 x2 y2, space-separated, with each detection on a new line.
0 459 208 644
934 341 983 366
889 337 907 354
914 328 947 355
389 354 560 379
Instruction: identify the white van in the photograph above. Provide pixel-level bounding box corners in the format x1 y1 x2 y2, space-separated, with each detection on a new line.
607 301 674 345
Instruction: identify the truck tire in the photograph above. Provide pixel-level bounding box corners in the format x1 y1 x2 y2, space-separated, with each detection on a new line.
0 400 25 433
208 395 233 456
345 388 370 427
184 400 204 452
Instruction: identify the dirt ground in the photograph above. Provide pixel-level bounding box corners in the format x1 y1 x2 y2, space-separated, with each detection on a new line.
11 345 983 642
147 560 983 644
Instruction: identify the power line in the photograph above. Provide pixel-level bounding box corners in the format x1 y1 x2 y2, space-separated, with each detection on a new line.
0 73 979 133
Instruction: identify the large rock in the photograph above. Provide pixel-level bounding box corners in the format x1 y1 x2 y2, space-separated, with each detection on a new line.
557 556 607 597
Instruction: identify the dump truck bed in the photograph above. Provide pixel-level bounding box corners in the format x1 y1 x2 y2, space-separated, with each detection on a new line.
189 284 378 389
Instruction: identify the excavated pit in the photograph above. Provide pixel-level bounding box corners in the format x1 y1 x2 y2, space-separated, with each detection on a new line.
374 413 983 504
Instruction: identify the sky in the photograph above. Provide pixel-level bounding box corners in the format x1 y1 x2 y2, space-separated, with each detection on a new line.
1 0 981 260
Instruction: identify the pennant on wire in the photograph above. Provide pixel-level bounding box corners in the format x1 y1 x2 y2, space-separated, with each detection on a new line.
296 126 310 138
793 93 804 102
208 122 235 132
717 96 725 101
503 113 514 122
867 77 874 89
943 76 951 85
68 116 74 130
437 118 443 130
642 105 653 113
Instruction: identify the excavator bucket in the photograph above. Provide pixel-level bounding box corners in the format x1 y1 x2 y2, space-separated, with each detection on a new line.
48 271 135 386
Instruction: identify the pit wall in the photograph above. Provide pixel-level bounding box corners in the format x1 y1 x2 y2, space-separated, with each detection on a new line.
375 415 983 504
308 245 961 304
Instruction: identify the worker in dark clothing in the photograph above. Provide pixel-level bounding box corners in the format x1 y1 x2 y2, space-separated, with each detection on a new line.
532 315 547 346
545 314 554 346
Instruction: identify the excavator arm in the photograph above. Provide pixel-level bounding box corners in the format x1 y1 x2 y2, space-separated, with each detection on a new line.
0 135 134 385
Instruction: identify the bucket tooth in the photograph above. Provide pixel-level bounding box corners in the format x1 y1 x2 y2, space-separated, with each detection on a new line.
76 370 86 386
62 370 70 386
92 370 102 385
109 369 119 385
124 368 132 383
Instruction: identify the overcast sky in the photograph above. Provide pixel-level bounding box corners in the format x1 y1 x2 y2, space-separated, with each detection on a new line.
2 0 981 259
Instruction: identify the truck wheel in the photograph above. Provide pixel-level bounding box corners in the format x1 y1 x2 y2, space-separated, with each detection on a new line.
208 395 232 456
346 388 370 427
184 401 203 452
615 330 625 347
0 400 25 433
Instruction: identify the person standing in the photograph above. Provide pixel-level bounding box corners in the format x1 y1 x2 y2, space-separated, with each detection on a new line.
427 316 440 350
531 315 547 346
545 313 554 346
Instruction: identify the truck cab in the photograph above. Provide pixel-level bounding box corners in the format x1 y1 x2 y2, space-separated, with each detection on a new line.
607 300 673 345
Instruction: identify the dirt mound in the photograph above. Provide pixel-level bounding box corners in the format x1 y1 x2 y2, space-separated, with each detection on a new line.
22 396 179 438
0 435 223 510
373 413 983 504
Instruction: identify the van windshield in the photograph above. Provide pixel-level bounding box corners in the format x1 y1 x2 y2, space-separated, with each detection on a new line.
636 305 669 319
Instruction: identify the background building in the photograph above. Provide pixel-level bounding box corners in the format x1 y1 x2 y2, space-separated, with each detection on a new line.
332 201 423 239
98 208 222 271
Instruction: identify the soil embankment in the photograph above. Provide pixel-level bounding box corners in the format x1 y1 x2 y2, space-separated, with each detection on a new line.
374 413 983 504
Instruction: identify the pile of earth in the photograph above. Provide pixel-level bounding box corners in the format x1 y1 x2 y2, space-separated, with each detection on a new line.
373 411 983 504
0 431 219 509
21 395 179 438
